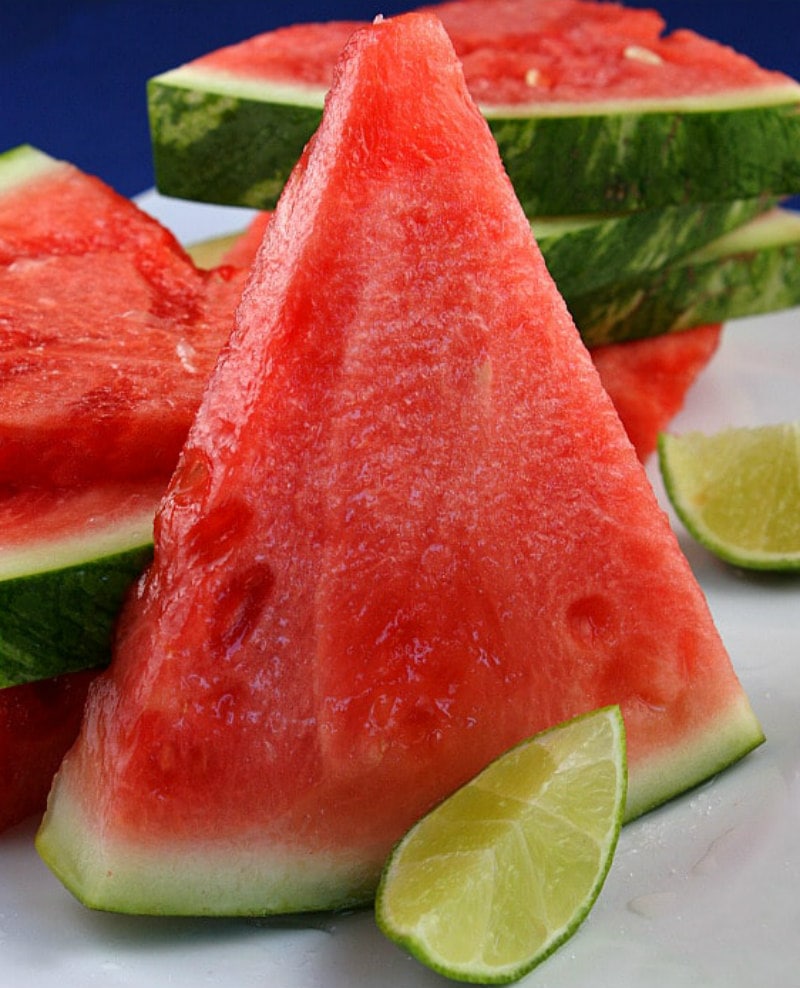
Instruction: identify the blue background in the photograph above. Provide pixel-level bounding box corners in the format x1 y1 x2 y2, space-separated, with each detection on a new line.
1 1 798 198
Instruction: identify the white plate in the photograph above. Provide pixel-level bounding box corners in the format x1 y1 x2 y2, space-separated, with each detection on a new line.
2 193 799 987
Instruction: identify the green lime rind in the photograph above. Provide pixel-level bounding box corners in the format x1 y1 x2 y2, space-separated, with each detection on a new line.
375 706 627 985
0 542 153 687
148 65 800 216
569 207 800 346
658 424 800 572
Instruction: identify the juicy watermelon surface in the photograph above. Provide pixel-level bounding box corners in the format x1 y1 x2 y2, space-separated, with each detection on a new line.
0 147 247 488
204 211 724 464
0 149 717 829
192 0 796 105
37 13 763 915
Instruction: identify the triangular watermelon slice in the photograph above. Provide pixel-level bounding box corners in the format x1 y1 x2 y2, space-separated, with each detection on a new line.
37 12 763 916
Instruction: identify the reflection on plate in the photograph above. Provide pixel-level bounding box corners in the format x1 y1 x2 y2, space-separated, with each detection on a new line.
2 193 798 988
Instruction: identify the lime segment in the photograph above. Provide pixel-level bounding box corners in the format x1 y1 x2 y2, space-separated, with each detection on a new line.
658 422 800 570
375 706 627 984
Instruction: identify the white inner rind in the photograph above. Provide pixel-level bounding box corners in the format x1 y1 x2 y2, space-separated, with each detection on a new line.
37 783 379 916
0 145 63 194
623 693 765 822
0 505 155 579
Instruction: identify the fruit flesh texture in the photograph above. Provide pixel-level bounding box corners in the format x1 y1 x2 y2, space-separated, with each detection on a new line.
190 0 797 104
0 670 95 833
0 150 247 488
213 213 724 464
148 0 800 215
38 13 762 914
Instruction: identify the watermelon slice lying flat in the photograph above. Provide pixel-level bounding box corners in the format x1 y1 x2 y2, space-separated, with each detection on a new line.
0 144 252 686
38 12 763 915
570 206 800 343
147 0 800 215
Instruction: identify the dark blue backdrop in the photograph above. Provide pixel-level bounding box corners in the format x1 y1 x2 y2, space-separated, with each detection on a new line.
1 1 798 198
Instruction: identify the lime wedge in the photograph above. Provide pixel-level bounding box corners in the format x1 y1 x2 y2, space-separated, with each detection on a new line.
375 706 627 984
658 423 800 571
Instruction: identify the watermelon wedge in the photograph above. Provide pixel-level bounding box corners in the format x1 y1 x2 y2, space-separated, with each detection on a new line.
147 0 800 215
37 12 763 915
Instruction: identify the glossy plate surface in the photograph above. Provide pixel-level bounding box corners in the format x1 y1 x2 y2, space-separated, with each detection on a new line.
2 193 798 987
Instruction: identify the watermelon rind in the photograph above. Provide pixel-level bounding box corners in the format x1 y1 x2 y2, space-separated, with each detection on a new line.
532 196 771 298
623 692 764 822
569 207 800 345
0 144 62 193
0 498 155 687
36 795 380 916
148 63 800 215
34 694 764 915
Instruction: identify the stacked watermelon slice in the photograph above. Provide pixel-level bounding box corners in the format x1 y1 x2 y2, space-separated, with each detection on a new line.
148 0 800 343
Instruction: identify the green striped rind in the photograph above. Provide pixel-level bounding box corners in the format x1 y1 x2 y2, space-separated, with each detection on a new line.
568 208 800 346
147 72 325 211
534 196 771 298
487 95 800 216
147 65 800 214
0 542 153 688
0 493 157 687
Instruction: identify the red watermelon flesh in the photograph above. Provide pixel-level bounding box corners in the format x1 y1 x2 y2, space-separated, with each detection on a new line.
0 259 715 837
37 12 763 915
0 155 247 489
592 323 723 460
218 211 723 463
0 669 95 834
190 0 796 104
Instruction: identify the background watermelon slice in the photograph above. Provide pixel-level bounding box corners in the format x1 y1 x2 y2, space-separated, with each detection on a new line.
147 0 800 215
0 670 96 834
37 12 762 915
569 206 800 343
0 145 248 489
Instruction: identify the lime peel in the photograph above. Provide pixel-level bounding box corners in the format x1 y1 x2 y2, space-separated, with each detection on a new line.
658 422 800 571
375 706 627 984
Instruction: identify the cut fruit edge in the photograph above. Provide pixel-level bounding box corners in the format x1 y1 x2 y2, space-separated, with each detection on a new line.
657 424 800 571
